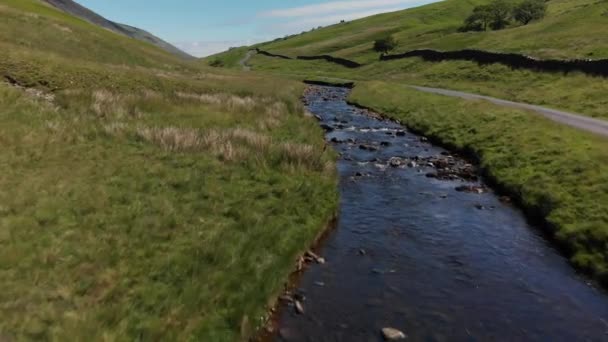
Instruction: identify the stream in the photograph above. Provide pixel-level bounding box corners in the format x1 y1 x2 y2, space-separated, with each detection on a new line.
270 85 608 341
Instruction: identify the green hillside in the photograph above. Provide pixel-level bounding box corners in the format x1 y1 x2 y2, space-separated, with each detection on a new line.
212 0 608 121
0 1 337 340
256 0 608 62
0 0 189 68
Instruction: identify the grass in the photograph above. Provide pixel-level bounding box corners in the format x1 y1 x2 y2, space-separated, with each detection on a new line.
211 0 608 120
248 0 608 61
205 46 251 69
0 1 339 340
245 53 608 120
0 78 338 341
0 0 189 69
349 81 608 285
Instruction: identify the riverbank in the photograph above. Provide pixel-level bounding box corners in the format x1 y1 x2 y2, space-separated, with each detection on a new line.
0 70 339 340
348 81 608 285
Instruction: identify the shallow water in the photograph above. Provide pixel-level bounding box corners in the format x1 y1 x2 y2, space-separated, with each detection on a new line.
271 86 608 342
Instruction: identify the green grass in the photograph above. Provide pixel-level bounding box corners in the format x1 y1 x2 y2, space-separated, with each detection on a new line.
0 1 339 340
205 46 251 69
0 83 338 341
0 0 189 69
246 53 608 120
211 0 608 121
349 81 608 285
249 0 608 61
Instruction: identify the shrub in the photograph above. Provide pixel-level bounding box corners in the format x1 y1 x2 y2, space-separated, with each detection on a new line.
461 5 493 31
208 59 224 67
373 35 398 55
461 0 513 31
513 0 547 25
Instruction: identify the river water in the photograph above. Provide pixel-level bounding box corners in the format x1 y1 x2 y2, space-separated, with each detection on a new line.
270 85 608 341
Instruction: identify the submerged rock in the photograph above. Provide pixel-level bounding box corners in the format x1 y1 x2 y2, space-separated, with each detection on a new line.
455 185 486 194
382 327 407 340
320 124 334 132
359 144 379 151
295 300 305 314
389 157 403 167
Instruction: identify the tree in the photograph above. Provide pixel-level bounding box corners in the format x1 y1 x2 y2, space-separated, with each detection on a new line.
373 35 398 55
488 0 513 29
208 59 224 68
461 0 514 32
461 5 492 31
513 0 547 25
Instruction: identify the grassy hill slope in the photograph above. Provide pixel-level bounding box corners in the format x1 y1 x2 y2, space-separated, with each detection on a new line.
0 1 337 340
212 0 608 120
0 0 189 68
255 0 608 62
41 0 193 59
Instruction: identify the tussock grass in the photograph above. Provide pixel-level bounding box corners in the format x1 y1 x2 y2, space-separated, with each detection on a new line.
350 81 608 285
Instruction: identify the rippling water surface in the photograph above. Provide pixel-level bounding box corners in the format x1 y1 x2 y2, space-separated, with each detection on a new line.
270 86 608 342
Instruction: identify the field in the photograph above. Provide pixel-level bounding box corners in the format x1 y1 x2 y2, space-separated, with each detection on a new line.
0 1 338 340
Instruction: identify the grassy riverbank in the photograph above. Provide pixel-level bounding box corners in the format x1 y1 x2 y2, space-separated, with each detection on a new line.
0 1 338 340
245 53 608 120
348 81 608 284
0 80 338 341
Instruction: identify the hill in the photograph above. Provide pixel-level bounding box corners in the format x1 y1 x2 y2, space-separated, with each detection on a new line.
254 0 608 62
211 0 608 121
41 0 193 59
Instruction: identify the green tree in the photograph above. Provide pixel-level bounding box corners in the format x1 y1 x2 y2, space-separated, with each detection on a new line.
461 0 512 31
488 0 513 30
461 5 492 31
208 59 224 67
373 35 398 55
513 0 547 25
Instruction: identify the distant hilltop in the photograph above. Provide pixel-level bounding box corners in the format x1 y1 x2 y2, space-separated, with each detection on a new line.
42 0 194 59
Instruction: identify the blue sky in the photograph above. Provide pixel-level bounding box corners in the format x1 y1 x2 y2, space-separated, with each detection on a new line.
77 0 438 57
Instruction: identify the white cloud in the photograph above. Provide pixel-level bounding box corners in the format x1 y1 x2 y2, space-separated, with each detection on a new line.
260 0 423 18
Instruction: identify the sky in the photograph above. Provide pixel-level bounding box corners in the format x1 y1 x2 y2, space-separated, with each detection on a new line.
76 0 438 57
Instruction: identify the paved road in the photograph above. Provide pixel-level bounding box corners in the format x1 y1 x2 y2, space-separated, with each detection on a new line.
239 50 255 71
409 85 608 138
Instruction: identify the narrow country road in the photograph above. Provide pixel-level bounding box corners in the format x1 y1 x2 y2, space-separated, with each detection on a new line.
409 85 608 138
239 50 255 71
